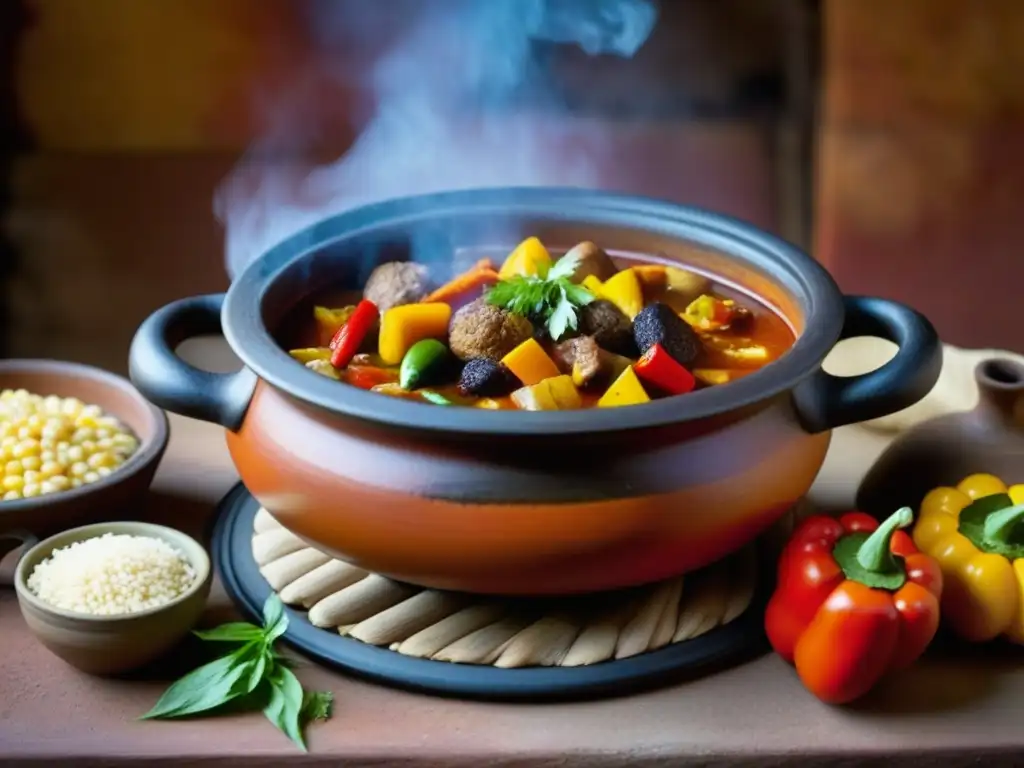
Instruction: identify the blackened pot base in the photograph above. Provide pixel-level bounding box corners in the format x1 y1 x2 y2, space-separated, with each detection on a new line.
210 484 774 701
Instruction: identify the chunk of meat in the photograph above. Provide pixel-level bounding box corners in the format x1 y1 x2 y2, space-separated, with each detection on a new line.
448 297 534 361
579 300 636 356
633 302 702 367
363 261 431 311
552 336 603 387
563 241 618 283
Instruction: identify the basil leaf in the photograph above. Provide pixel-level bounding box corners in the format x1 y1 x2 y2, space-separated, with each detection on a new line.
262 595 285 636
262 664 307 751
193 622 264 643
244 650 269 695
140 644 258 720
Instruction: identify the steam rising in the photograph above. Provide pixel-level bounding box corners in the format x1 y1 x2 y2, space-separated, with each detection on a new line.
216 0 657 279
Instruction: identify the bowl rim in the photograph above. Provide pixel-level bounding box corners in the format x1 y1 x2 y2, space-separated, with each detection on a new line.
223 187 846 435
0 359 170 512
12 520 211 622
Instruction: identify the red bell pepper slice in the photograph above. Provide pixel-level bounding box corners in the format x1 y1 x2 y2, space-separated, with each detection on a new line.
329 299 378 369
764 507 943 704
345 365 398 390
633 342 696 395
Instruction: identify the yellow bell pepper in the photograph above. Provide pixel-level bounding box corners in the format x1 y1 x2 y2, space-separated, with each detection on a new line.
597 366 650 408
501 338 561 386
288 347 332 364
581 274 604 295
378 303 452 365
913 473 1024 643
498 237 552 280
510 375 582 411
597 268 643 320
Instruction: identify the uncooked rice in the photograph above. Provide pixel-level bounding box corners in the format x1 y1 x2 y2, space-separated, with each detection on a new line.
26 533 197 616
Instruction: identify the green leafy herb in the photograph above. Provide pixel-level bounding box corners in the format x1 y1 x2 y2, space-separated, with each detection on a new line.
141 595 332 752
485 251 595 340
957 493 1024 559
832 506 913 591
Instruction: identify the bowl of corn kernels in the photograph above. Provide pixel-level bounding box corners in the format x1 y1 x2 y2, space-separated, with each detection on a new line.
0 360 169 537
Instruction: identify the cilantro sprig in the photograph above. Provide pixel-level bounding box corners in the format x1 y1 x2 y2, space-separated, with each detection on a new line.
485 251 596 340
141 596 332 752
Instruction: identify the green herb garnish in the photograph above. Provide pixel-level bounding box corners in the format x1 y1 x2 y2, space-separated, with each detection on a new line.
485 251 595 340
141 595 333 752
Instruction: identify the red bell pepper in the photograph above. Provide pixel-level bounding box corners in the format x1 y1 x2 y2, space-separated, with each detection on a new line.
329 299 378 369
345 365 398 390
633 342 696 395
765 507 943 704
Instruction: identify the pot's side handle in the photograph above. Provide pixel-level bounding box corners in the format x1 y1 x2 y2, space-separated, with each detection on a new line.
793 295 942 434
129 294 257 431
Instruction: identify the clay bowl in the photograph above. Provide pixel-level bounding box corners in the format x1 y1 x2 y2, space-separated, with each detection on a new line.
128 188 942 595
10 521 211 675
0 360 169 538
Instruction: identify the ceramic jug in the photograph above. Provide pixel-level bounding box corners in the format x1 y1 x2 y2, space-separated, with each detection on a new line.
857 357 1024 518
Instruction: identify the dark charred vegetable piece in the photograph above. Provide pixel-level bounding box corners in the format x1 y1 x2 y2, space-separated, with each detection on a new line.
634 343 697 396
579 300 636 356
563 241 618 284
346 365 398 390
448 297 533 361
632 302 701 367
363 261 432 312
399 339 453 390
458 358 518 397
329 300 379 369
552 336 603 388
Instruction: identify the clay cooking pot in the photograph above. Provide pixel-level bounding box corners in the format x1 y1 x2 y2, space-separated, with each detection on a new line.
128 188 942 595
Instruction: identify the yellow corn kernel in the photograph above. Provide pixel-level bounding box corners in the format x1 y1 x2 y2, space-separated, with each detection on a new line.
4 460 21 476
69 462 89 478
2 475 23 491
20 455 41 472
21 483 40 498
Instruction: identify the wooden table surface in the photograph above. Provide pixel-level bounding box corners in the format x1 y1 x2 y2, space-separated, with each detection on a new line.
2 413 1024 767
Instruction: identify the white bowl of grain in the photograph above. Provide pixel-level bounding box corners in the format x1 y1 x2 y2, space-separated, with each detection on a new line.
11 521 212 676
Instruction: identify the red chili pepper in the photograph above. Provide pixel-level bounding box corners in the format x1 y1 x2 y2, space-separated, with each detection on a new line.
633 343 696 395
764 508 943 704
346 365 398 390
329 300 378 369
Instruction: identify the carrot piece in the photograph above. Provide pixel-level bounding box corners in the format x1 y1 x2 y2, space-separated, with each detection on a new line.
421 259 500 304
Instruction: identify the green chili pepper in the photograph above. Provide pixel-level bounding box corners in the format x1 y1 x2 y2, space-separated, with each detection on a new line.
399 339 451 390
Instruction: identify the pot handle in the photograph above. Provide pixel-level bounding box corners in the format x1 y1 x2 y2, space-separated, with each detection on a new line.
792 295 942 433
129 294 257 431
0 529 38 588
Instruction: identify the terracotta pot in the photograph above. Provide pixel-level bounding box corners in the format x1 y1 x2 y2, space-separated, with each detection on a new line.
857 358 1024 518
127 188 942 595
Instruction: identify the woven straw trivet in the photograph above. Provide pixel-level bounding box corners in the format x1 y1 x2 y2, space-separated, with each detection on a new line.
252 507 782 668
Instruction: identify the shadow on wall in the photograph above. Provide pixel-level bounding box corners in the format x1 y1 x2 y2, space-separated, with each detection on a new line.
0 0 33 359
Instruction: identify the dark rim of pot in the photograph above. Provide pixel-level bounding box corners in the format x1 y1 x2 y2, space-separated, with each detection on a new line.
223 187 844 436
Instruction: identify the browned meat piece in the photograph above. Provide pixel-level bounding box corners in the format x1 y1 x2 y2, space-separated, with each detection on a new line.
448 298 534 361
563 241 618 283
579 300 636 355
552 336 603 386
363 261 431 311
